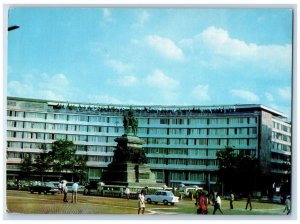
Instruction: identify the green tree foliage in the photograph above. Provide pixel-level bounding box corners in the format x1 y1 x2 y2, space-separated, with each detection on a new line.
48 140 77 180
33 147 51 182
71 155 88 183
20 153 33 180
216 147 258 194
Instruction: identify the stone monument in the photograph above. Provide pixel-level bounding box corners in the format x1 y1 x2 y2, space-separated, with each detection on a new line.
101 109 162 187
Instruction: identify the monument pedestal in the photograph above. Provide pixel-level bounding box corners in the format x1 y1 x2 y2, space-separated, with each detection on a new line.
101 134 163 188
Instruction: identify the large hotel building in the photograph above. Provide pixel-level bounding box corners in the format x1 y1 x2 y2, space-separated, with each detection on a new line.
6 97 292 192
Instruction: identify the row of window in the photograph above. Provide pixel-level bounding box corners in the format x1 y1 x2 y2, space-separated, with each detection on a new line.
272 121 291 133
142 137 257 146
6 151 112 163
271 152 290 162
7 111 122 123
8 120 258 138
146 117 257 125
138 127 257 136
7 121 121 133
272 131 291 143
146 148 256 157
7 110 258 127
7 141 116 153
272 142 291 152
7 131 118 143
148 158 219 166
153 171 218 182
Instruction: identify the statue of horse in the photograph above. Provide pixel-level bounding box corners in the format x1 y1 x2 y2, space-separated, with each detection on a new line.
123 109 138 136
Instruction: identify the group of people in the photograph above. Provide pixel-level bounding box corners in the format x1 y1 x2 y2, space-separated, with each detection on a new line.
195 191 223 215
195 191 291 215
58 181 79 203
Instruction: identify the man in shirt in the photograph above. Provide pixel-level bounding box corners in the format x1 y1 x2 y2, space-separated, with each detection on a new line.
71 182 79 203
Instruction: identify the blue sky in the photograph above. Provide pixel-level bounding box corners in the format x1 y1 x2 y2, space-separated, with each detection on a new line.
7 7 293 119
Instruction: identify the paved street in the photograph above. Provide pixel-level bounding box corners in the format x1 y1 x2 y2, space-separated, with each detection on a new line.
5 190 287 216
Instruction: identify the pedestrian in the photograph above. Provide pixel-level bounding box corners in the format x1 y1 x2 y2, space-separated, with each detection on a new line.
213 193 223 214
245 192 252 210
125 187 130 200
195 189 201 206
283 195 291 215
58 181 63 194
199 192 208 214
71 182 78 203
137 189 146 214
230 192 234 209
63 184 68 203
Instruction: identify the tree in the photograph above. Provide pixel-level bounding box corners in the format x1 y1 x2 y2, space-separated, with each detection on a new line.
71 155 88 184
20 153 34 181
216 147 238 193
33 147 51 182
48 139 77 181
216 147 258 194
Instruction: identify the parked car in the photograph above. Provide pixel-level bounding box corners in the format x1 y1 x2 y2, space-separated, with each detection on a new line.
178 186 202 197
83 181 99 195
272 195 283 204
144 190 179 205
7 180 18 190
29 182 59 195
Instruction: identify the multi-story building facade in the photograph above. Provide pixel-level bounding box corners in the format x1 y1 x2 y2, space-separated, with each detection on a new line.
6 97 291 193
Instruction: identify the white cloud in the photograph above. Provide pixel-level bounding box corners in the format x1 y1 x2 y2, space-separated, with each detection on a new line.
181 26 292 73
191 85 210 101
116 75 138 87
230 89 259 102
146 35 184 61
88 95 121 104
8 73 72 101
132 10 150 28
265 92 274 102
105 59 134 73
103 8 112 21
140 10 150 25
278 87 291 100
144 69 180 102
145 69 179 90
8 81 33 97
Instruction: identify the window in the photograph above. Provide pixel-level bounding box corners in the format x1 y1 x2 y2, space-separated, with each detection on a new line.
55 114 67 120
160 118 169 125
55 124 67 131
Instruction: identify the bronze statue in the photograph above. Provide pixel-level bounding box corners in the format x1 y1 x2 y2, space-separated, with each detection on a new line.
123 109 138 136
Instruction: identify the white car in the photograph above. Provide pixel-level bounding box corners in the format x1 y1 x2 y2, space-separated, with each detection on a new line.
145 190 179 205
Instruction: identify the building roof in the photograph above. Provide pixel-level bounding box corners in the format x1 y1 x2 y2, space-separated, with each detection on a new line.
7 96 287 118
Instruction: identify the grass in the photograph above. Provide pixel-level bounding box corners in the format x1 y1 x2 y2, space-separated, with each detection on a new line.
6 190 286 216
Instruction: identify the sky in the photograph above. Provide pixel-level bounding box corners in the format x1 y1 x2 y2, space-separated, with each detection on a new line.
6 7 293 119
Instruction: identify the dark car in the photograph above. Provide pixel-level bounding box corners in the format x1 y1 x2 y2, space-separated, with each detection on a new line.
83 181 99 195
29 182 59 195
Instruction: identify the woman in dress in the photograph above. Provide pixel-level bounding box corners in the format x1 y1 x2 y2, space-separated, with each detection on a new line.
138 189 146 214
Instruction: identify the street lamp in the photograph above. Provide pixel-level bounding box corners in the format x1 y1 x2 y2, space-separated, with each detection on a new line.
8 25 19 31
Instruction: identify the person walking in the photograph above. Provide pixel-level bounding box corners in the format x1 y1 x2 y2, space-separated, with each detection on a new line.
137 189 146 214
230 192 234 209
199 192 208 214
63 184 68 203
245 192 252 210
283 195 291 215
213 193 223 214
125 187 130 200
58 182 63 194
71 182 78 203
